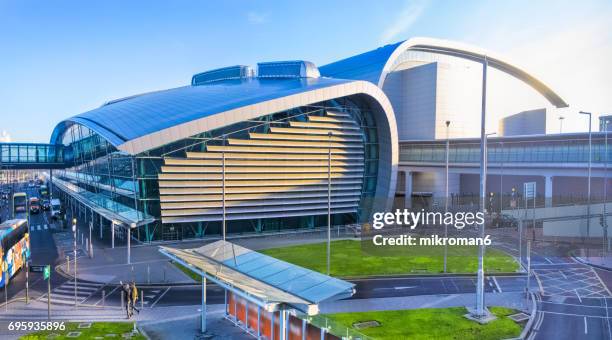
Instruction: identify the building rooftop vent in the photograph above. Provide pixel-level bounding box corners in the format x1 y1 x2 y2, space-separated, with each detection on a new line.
191 65 254 85
257 60 320 79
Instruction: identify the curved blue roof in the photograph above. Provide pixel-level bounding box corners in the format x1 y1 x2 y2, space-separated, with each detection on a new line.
319 42 402 84
51 77 352 148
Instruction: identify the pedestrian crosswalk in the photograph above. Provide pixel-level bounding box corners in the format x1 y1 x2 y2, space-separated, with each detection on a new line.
30 224 50 231
38 280 104 306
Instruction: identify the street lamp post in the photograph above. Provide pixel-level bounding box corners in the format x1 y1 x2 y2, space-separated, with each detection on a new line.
579 111 592 251
475 56 488 318
327 131 332 276
444 121 450 273
72 218 77 308
604 120 609 252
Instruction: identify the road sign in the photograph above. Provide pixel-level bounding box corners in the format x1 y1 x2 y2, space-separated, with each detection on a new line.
524 182 536 200
43 265 50 280
30 264 46 273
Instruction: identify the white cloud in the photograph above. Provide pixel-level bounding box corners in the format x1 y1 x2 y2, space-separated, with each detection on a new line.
247 11 268 24
379 0 428 44
0 130 11 142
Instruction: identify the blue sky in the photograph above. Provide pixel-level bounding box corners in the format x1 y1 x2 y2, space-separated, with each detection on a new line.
1 0 611 142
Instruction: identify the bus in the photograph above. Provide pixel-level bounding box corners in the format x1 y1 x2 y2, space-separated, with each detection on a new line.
0 219 30 287
12 193 28 220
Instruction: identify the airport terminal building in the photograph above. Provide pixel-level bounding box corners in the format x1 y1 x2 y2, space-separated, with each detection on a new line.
3 37 609 243
46 61 398 242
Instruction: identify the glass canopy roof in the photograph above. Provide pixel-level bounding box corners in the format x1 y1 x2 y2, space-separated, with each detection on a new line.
160 240 355 315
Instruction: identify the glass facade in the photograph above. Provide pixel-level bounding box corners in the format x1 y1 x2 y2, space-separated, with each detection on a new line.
0 143 64 166
401 136 612 164
54 124 143 221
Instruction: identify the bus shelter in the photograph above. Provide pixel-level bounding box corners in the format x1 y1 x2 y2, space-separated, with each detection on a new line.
159 240 355 340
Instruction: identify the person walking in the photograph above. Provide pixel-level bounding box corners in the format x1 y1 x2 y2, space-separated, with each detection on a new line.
120 281 131 319
130 281 140 315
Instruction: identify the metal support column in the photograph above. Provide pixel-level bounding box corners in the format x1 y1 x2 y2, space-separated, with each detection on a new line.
201 275 206 333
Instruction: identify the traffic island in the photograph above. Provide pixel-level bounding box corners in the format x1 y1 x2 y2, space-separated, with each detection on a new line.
259 239 519 277
323 307 522 340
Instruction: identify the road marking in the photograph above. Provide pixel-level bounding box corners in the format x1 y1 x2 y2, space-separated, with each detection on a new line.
541 310 608 318
575 289 582 303
559 270 567 280
584 316 588 334
150 287 170 309
592 269 612 296
492 276 502 293
545 257 554 264
43 224 48 230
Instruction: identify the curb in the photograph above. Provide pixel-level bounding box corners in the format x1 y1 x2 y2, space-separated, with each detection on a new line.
571 253 612 272
519 292 537 340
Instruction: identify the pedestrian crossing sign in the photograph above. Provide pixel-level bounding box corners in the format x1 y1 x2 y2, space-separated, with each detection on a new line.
43 265 50 280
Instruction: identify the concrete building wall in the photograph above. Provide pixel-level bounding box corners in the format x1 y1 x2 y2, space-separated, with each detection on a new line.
385 61 481 141
384 62 438 140
499 108 546 136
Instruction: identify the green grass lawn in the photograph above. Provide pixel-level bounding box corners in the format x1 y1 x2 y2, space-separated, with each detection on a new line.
20 322 145 340
260 240 518 277
323 307 522 340
173 261 202 282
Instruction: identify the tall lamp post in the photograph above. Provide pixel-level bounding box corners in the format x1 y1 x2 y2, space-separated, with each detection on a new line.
579 111 592 250
474 55 489 319
444 121 451 273
72 218 77 308
604 120 609 252
327 132 333 276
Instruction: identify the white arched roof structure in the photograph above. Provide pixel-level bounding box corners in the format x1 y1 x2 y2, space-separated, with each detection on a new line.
320 37 568 108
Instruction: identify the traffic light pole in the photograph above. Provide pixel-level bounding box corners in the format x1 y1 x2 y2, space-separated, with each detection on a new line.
47 270 51 320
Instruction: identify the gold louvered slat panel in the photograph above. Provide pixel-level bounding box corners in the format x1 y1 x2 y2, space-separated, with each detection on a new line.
164 158 363 167
159 190 361 203
325 110 351 118
159 109 366 224
248 133 362 143
161 196 360 210
159 174 362 181
161 202 359 217
159 184 362 195
269 127 362 136
206 145 363 155
227 138 363 149
162 208 358 223
160 165 364 174
186 152 363 160
159 174 361 188
308 116 357 124
289 121 360 130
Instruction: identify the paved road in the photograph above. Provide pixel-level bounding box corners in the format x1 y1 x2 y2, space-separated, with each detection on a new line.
488 229 612 340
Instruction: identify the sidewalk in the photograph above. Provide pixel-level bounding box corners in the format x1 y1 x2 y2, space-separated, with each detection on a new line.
573 249 612 271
